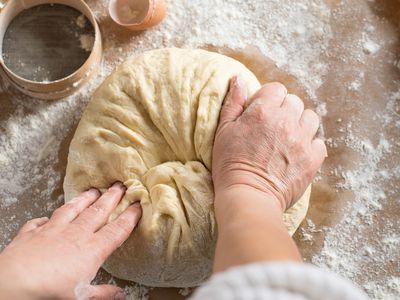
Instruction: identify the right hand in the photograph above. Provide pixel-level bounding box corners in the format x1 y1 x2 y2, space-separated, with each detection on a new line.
212 76 327 211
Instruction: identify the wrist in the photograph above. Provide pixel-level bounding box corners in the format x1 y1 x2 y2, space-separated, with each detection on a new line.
212 185 301 272
215 184 284 213
213 167 288 211
214 185 284 229
0 256 29 300
0 254 41 300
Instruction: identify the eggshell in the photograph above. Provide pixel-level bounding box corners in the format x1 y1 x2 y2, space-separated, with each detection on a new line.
109 0 166 31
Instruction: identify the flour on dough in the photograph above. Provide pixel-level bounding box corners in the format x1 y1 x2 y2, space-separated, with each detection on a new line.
63 48 310 287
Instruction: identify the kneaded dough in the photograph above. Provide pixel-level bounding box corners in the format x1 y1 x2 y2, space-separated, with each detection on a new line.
63 48 310 287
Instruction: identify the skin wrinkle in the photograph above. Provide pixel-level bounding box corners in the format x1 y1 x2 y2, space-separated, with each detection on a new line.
214 124 293 203
215 161 286 211
213 77 318 217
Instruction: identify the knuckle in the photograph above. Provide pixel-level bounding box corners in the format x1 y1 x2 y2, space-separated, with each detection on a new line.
280 120 293 137
252 104 269 120
290 137 310 156
112 219 133 236
51 206 65 218
72 221 91 233
30 227 43 235
87 205 106 216
291 140 305 154
65 203 81 215
102 225 125 245
53 203 79 218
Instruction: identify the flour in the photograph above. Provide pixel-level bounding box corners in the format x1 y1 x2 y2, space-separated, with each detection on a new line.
0 0 398 299
178 287 192 297
310 89 400 300
120 4 141 23
76 14 87 28
79 34 95 52
362 35 381 55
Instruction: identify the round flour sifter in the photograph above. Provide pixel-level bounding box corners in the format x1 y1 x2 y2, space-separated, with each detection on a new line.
0 0 102 100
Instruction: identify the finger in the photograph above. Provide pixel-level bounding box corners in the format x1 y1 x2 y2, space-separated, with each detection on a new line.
300 109 320 139
77 284 125 300
249 82 287 108
219 76 248 124
94 203 142 262
281 94 304 121
311 138 328 169
18 217 49 235
49 189 100 224
72 182 127 232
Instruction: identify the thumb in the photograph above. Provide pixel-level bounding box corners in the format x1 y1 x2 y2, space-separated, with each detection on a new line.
219 76 248 124
85 284 126 300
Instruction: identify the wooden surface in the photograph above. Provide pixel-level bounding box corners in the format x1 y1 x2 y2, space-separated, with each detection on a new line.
0 1 399 299
3 4 94 82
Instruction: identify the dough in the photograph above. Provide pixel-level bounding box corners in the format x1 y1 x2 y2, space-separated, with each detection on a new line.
63 48 310 287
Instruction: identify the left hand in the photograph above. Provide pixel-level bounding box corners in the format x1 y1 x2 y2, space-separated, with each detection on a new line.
0 182 141 300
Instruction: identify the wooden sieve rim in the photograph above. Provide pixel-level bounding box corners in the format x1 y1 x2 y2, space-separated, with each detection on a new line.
0 0 102 100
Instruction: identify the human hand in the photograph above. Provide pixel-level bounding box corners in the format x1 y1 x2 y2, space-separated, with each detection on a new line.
212 76 327 211
0 182 141 300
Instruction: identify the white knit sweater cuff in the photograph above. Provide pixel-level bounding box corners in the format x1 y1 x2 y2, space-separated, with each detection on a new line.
190 262 369 300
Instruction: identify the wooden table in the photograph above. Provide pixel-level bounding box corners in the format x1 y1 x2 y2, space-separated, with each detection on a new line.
0 1 399 299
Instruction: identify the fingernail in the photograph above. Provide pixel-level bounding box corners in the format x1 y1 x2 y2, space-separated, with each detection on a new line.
234 75 241 87
87 188 100 197
225 77 235 101
112 181 126 189
114 290 126 300
132 202 141 208
276 82 288 97
235 76 248 99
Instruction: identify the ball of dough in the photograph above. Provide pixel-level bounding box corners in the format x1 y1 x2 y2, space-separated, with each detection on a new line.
63 48 310 287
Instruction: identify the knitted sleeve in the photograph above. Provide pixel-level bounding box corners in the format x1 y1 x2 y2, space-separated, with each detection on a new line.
190 262 369 300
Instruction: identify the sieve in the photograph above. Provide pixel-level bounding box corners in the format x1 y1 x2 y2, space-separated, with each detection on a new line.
0 0 102 100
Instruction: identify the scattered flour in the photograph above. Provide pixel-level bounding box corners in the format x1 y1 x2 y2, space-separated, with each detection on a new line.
124 284 150 300
362 36 381 55
0 1 398 299
179 287 192 297
316 102 328 117
310 89 400 300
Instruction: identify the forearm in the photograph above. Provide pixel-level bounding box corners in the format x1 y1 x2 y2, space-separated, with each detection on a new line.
213 186 301 273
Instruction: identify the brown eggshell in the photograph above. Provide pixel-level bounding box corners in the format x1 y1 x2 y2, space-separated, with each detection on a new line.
109 0 166 31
